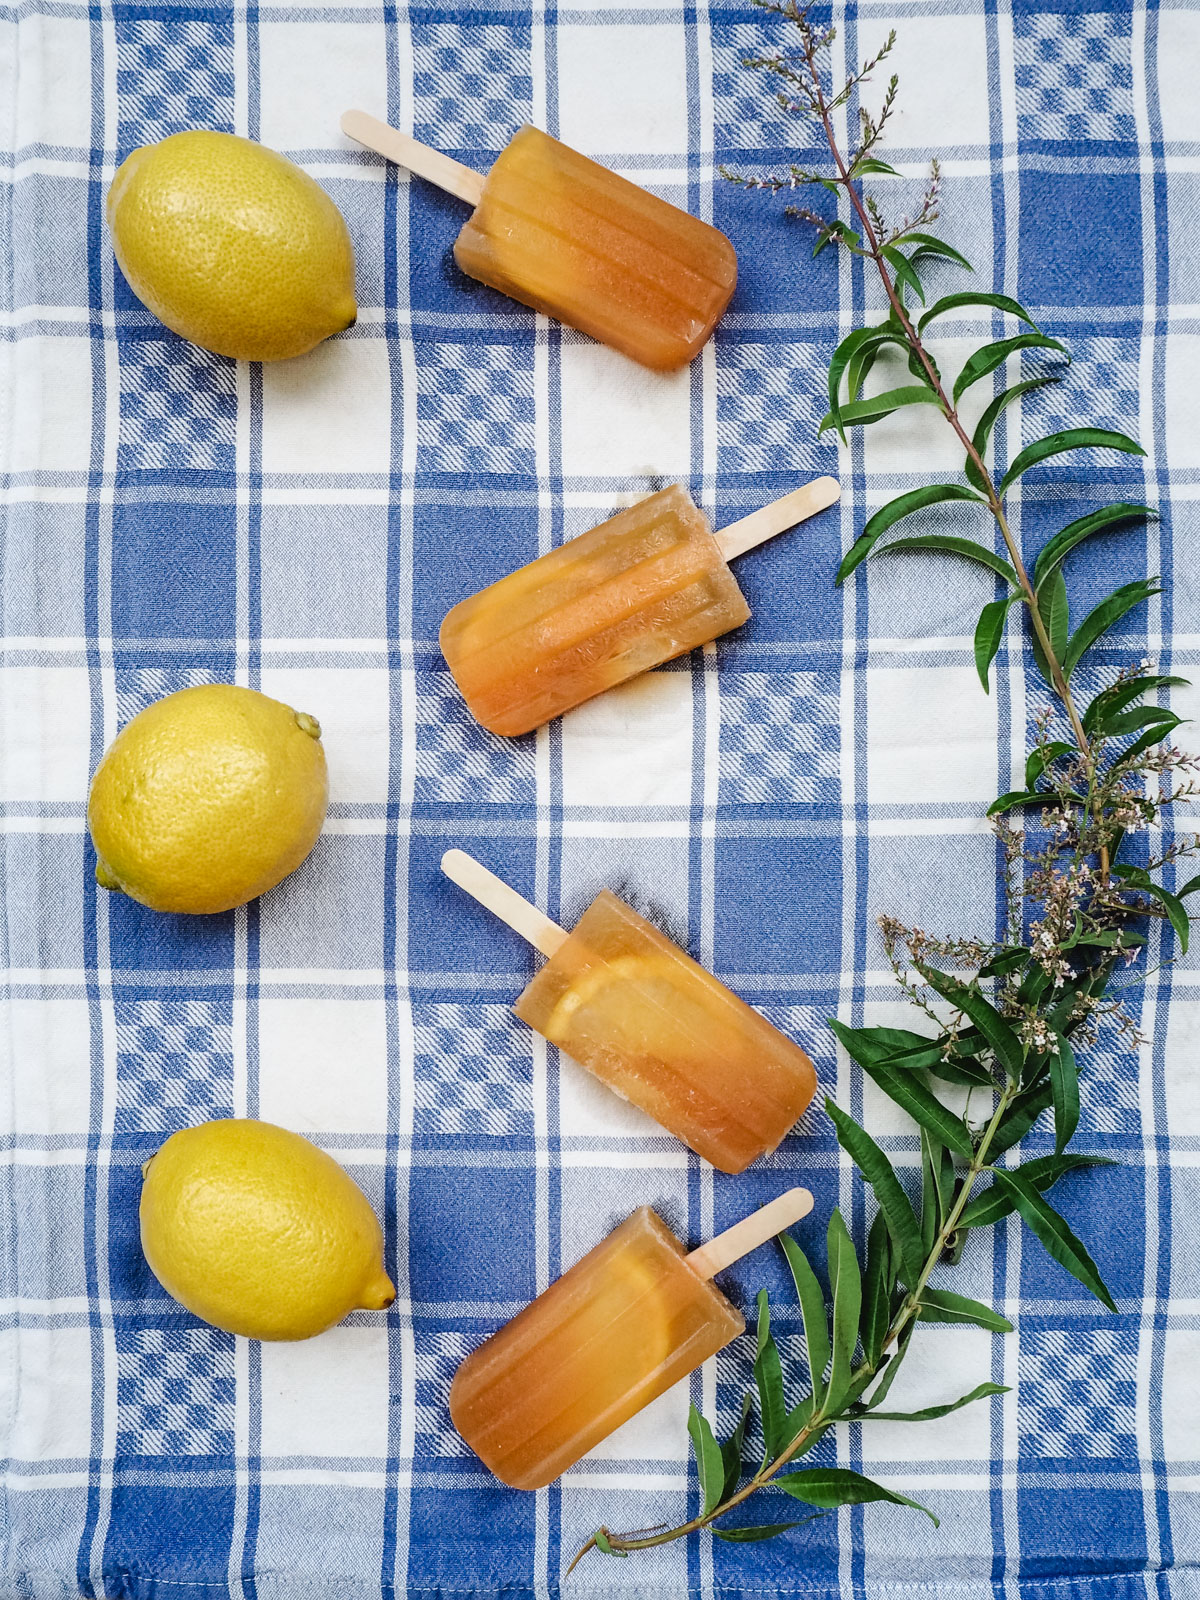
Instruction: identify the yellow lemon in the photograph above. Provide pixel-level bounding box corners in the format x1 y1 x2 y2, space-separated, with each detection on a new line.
107 129 356 361
88 684 328 915
141 1119 395 1341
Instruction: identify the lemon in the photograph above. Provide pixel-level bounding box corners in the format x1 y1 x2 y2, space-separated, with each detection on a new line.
141 1119 395 1341
107 130 357 361
88 683 328 915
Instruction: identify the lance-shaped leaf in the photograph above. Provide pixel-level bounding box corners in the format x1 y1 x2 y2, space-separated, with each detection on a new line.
863 1324 915 1412
866 1381 1009 1422
872 534 1019 587
754 1290 789 1461
713 1520 815 1544
819 384 942 435
1112 863 1191 952
1114 715 1186 766
999 427 1147 495
1062 578 1162 678
987 789 1046 816
1030 565 1069 687
966 375 1060 492
959 1152 1115 1228
825 1210 862 1413
721 1393 752 1502
689 1405 727 1516
779 1233 831 1403
917 1286 1014 1331
1049 1031 1079 1154
1026 739 1078 786
775 1467 937 1525
953 333 1068 405
1103 705 1183 740
860 1209 895 1368
917 290 1042 336
827 323 907 439
1034 503 1158 590
826 1100 925 1283
915 962 1025 1079
854 156 903 177
990 1081 1053 1156
881 244 926 306
1177 873 1200 899
837 483 986 585
992 1168 1119 1310
903 232 973 271
847 344 881 406
858 1053 975 1157
976 593 1021 692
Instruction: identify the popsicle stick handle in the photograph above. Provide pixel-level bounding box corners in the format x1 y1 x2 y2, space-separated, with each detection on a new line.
441 849 568 959
341 110 487 208
686 1187 814 1280
714 476 841 563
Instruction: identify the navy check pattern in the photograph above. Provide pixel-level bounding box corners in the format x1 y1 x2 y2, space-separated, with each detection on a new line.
4 0 1199 1596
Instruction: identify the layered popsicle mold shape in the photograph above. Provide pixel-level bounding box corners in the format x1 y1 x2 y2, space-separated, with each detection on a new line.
341 111 736 370
440 477 841 737
442 851 818 1173
450 1188 813 1489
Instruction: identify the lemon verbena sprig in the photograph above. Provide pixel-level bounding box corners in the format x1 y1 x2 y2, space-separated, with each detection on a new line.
572 3 1199 1571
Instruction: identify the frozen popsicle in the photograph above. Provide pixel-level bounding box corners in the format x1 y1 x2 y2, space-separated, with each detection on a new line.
441 850 818 1173
450 1186 814 1489
440 476 841 737
341 110 736 370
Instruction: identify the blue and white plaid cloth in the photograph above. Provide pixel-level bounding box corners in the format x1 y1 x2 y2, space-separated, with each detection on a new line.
3 1 1200 1595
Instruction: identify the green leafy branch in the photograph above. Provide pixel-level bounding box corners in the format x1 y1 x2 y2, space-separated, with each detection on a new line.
571 0 1200 1572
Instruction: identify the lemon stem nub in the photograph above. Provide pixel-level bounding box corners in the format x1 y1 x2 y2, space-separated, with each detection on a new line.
360 1271 397 1311
295 712 322 740
95 861 123 892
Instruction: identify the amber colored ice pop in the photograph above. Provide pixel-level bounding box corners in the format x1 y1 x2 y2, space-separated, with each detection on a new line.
441 850 818 1174
341 110 736 370
450 1187 814 1489
440 476 840 738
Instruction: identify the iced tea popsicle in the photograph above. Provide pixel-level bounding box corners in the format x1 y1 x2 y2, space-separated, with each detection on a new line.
341 110 736 370
450 1187 814 1489
441 850 818 1174
440 476 841 737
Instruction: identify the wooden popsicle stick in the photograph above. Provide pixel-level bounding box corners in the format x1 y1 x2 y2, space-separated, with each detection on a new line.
714 475 841 563
342 110 487 208
686 1187 814 1280
442 849 568 959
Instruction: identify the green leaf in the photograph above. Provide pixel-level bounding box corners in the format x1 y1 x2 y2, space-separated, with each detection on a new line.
826 1209 862 1413
871 534 1019 586
863 1324 915 1411
855 156 903 177
966 376 1060 493
825 1099 925 1284
819 384 942 435
903 232 973 270
881 244 926 307
779 1233 831 1403
1112 869 1192 953
987 789 1045 816
592 1531 627 1559
1033 503 1158 590
860 1209 894 1368
920 1130 942 1255
775 1467 937 1526
836 484 985 585
688 1404 727 1516
1000 427 1147 496
721 1393 752 1502
713 1521 814 1543
1026 740 1077 787
959 1152 1115 1228
1031 566 1069 688
976 594 1016 692
915 963 1025 1080
858 1054 975 1156
1114 718 1186 766
847 344 881 405
829 1020 947 1070
952 334 1068 405
865 1381 1009 1422
917 1286 1014 1332
1176 874 1200 899
918 291 1042 336
1049 1032 1079 1154
828 323 907 440
1062 578 1162 677
991 1081 1053 1155
991 1169 1118 1310
1103 705 1182 739
981 945 1029 978
754 1290 789 1462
